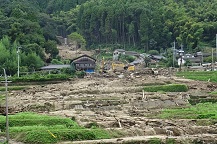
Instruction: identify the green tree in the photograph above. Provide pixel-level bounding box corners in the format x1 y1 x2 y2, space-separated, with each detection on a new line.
0 36 45 75
44 40 59 58
68 32 86 49
0 36 17 75
22 53 44 72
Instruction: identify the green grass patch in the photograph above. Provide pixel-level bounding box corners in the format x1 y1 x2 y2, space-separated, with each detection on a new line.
16 129 111 144
147 138 161 144
0 95 5 103
188 98 217 105
0 73 73 83
210 91 217 95
176 71 217 82
0 86 27 91
143 84 188 92
97 52 113 60
0 112 116 144
136 82 165 87
158 103 217 119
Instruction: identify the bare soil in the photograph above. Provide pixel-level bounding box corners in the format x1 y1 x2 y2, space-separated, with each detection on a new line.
57 45 94 59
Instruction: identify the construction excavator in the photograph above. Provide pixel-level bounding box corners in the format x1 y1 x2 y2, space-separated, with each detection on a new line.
100 57 134 73
111 49 145 72
111 62 135 72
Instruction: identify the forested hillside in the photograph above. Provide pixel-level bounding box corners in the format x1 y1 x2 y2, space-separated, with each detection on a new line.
77 0 217 52
0 0 88 75
0 0 217 75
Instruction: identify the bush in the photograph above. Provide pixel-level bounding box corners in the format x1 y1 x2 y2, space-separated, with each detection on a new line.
147 138 161 144
75 71 86 78
143 84 188 92
118 54 136 63
84 122 100 128
197 114 216 119
147 50 159 55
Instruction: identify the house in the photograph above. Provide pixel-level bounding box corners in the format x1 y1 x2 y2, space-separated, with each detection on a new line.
178 54 203 65
71 55 96 73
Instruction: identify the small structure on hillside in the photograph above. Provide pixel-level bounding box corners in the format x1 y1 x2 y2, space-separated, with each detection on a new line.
113 49 126 61
178 53 202 66
71 55 96 73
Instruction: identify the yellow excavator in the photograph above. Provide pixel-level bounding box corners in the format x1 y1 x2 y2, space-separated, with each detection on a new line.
112 62 135 72
101 57 135 73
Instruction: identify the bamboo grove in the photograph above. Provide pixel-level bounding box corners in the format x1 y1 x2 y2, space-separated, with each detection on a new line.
76 0 217 52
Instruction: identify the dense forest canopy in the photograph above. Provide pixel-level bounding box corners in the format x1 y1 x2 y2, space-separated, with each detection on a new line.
76 0 217 52
0 0 217 74
0 0 88 74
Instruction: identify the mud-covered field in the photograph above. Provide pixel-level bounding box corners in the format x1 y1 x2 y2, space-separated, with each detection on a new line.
4 71 217 143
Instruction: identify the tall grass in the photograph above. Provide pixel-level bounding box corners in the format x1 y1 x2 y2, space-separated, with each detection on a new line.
0 86 27 91
158 103 217 119
143 84 188 92
0 112 115 144
176 71 217 82
0 112 79 131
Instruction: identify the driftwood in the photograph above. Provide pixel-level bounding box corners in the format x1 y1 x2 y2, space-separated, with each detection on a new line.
114 116 122 128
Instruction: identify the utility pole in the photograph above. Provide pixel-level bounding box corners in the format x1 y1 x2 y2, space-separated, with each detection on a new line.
201 52 203 65
2 68 11 143
212 48 214 71
17 46 21 77
173 41 175 67
216 34 217 62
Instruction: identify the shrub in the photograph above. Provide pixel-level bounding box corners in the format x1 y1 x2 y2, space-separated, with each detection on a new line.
147 50 159 55
166 138 176 144
143 84 188 92
75 71 86 78
147 138 161 144
197 114 216 119
84 122 100 128
118 54 136 63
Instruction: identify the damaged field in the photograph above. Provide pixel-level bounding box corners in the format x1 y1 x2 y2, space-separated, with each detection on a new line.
1 70 217 143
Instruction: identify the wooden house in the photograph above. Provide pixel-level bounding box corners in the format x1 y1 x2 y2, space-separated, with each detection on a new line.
71 55 96 73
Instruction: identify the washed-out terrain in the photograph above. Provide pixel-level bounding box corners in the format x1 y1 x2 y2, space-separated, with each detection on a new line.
4 69 217 143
